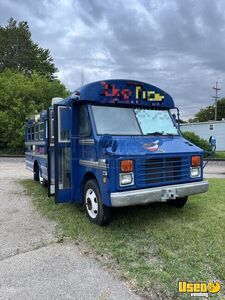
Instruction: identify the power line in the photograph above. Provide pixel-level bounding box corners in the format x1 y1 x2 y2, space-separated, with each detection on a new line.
212 81 221 121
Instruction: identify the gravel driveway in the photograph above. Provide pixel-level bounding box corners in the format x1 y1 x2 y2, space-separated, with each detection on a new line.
0 158 140 300
203 160 225 178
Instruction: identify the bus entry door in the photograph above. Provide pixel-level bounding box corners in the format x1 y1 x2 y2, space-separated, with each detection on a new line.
47 108 55 196
54 104 72 203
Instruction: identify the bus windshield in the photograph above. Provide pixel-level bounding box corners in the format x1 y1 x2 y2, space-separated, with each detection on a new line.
91 105 179 136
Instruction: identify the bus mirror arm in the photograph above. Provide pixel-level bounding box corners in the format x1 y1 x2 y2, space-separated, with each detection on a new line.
203 137 216 168
170 107 180 131
174 107 180 131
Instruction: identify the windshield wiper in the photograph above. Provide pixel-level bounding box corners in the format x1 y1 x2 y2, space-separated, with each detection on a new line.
164 132 175 137
146 131 165 136
146 131 175 136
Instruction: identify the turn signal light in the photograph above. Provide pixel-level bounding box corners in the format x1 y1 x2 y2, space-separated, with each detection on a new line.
191 156 201 167
120 160 133 172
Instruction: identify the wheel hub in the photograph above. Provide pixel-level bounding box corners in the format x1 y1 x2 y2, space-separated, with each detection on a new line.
86 198 92 210
85 188 98 219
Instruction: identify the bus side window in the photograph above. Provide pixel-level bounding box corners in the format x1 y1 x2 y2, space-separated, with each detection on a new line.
78 105 92 137
39 123 44 140
31 126 34 140
45 120 48 139
27 127 31 141
59 107 71 142
35 124 39 140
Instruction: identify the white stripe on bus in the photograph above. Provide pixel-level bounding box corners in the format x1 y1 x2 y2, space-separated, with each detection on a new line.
25 141 46 146
25 152 47 159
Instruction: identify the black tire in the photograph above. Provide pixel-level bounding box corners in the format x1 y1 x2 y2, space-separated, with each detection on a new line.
34 163 39 181
168 196 188 208
42 179 48 187
83 179 111 225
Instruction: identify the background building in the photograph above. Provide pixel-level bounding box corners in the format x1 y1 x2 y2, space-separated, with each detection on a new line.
181 121 225 151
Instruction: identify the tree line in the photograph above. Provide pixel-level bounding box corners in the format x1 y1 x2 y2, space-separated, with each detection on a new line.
0 18 69 153
188 98 225 123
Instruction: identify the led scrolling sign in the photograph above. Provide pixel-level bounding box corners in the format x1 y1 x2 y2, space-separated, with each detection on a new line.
100 81 165 104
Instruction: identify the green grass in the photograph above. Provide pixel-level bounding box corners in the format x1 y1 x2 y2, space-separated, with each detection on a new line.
0 148 24 155
214 151 225 159
21 179 225 299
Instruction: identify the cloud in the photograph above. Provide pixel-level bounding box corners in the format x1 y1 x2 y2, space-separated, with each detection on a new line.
0 0 224 119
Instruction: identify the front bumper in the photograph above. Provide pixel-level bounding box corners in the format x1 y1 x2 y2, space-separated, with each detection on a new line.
110 181 209 207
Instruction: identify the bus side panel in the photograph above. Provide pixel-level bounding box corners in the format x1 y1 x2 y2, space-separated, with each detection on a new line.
25 153 34 173
70 104 116 206
39 156 48 180
25 153 48 179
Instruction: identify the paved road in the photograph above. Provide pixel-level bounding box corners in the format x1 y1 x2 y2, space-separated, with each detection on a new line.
203 161 225 178
0 158 140 300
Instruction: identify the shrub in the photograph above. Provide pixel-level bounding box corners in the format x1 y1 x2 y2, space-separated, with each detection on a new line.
181 131 211 154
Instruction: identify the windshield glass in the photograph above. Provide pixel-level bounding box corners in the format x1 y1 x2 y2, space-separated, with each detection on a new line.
92 106 141 135
134 109 178 135
91 105 178 136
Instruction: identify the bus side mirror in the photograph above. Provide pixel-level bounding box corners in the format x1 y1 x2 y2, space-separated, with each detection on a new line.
112 140 118 152
209 136 216 153
99 135 113 148
99 135 118 152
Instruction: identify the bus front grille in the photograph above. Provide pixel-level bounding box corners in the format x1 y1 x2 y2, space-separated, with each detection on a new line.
136 157 190 187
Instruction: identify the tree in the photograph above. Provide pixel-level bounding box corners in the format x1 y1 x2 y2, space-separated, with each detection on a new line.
178 119 187 124
0 18 57 78
194 105 215 122
187 117 198 123
191 98 225 122
0 70 69 152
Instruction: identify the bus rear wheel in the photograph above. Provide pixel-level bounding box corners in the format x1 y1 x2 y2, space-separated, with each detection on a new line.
34 163 39 181
83 179 111 225
168 196 188 208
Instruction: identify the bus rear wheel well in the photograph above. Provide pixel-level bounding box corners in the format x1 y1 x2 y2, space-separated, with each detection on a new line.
33 160 39 181
33 160 39 173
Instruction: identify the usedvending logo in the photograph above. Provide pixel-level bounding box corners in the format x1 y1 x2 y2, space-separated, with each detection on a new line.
178 280 221 297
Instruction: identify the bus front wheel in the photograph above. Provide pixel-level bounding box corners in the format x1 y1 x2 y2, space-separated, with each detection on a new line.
84 179 111 225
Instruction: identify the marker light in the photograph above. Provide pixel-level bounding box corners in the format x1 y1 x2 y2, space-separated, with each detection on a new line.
120 160 133 172
191 156 201 167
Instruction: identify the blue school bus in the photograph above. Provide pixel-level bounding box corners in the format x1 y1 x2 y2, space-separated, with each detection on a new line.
25 79 208 225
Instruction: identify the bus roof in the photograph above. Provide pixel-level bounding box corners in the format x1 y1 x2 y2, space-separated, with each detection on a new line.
62 79 175 109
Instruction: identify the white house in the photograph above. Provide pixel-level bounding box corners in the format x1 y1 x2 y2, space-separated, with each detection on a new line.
181 120 225 151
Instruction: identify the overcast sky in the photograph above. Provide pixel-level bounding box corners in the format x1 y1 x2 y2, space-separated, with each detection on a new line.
0 0 225 119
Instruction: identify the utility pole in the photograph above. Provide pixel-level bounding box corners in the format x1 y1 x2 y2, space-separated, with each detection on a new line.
213 81 220 121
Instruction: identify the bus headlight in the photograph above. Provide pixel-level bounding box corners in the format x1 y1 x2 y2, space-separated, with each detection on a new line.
190 167 201 178
119 172 134 186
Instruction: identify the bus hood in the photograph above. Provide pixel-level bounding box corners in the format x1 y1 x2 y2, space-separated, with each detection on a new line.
108 136 203 156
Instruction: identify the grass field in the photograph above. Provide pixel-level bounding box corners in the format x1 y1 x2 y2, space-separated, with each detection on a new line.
0 149 24 156
214 151 225 159
21 179 225 299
